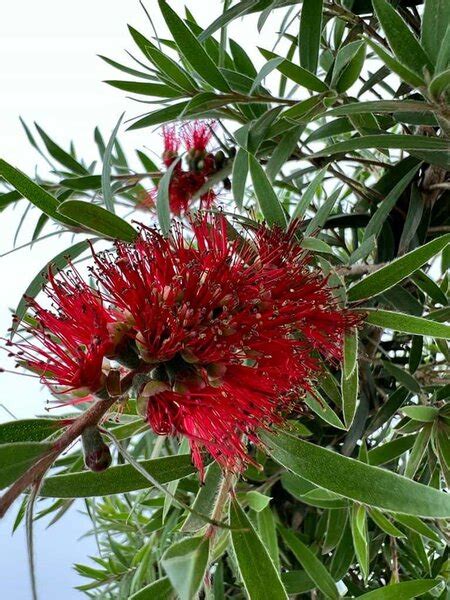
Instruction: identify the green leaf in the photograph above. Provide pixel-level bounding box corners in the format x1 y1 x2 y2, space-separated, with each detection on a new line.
266 125 303 183
0 159 76 227
322 100 431 119
350 504 369 581
393 513 442 543
157 158 180 236
163 437 190 522
402 406 439 422
258 48 328 93
279 527 338 599
230 499 288 600
250 57 284 95
404 425 432 479
101 113 124 214
372 0 432 76
158 1 230 93
304 393 345 430
304 187 341 236
248 154 287 227
422 0 450 66
34 124 88 175
260 430 450 518
365 39 426 89
57 200 137 242
368 435 415 466
368 508 405 537
0 419 65 445
232 148 249 209
128 27 197 93
357 579 440 600
127 101 190 131
161 536 209 600
435 25 450 73
429 68 450 99
256 505 279 571
11 240 91 336
364 309 450 340
60 175 102 191
299 0 323 75
105 80 182 98
342 360 359 430
313 134 449 158
129 578 174 600
291 167 327 221
0 442 52 489
181 463 222 533
382 361 421 394
364 164 420 241
39 454 196 498
348 234 450 301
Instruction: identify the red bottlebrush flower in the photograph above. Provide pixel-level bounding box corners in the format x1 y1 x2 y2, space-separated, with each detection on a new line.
8 266 124 396
91 214 360 476
148 120 219 216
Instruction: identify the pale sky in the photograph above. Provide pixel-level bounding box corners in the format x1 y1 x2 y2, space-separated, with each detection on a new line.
0 2 268 598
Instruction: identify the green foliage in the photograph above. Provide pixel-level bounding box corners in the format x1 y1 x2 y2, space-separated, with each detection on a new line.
1 1 449 599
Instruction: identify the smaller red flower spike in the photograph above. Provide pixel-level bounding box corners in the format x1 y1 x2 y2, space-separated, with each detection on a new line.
7 265 124 396
144 120 219 216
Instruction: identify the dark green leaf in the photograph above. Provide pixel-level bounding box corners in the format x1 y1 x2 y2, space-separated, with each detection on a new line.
60 175 102 191
259 48 328 93
35 124 88 175
0 419 65 445
57 200 137 242
102 113 124 213
364 309 450 340
279 527 339 599
357 579 440 600
161 537 209 600
105 81 182 98
230 499 288 599
158 1 230 93
261 430 450 517
129 578 174 600
39 454 196 498
299 0 323 75
248 154 287 227
313 134 449 157
348 234 450 301
127 101 190 131
0 442 52 489
372 0 432 75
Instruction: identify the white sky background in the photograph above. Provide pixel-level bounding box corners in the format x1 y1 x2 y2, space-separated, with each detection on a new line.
0 2 273 598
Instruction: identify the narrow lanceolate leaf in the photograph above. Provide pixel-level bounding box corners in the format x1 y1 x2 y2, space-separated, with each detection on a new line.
313 134 449 157
299 0 323 75
372 0 432 76
129 578 174 600
304 393 345 430
34 124 88 175
365 39 425 89
357 579 440 600
350 504 369 582
39 454 196 498
102 113 124 213
348 234 450 301
363 164 420 241
279 527 339 600
422 0 450 65
266 125 303 183
248 155 287 228
158 1 230 93
260 430 450 518
342 362 359 430
157 158 179 237
363 309 450 340
230 499 288 600
57 200 137 242
105 80 182 98
12 240 91 336
0 159 76 227
127 101 190 131
258 48 328 93
161 537 210 600
322 100 432 119
291 167 327 221
0 442 52 489
0 419 65 445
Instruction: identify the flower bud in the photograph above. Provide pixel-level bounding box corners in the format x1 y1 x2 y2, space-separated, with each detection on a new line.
82 426 112 472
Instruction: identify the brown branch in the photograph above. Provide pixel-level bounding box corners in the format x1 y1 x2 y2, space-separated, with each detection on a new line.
0 369 139 519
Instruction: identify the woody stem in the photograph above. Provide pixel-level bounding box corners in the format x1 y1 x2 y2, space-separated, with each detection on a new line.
0 369 139 518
